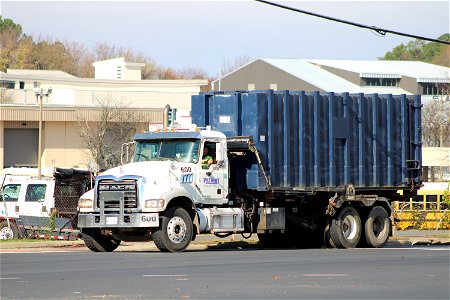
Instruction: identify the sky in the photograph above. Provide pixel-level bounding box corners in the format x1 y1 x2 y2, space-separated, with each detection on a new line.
1 0 449 77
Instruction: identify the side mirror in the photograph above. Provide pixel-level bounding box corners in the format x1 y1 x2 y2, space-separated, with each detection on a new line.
121 141 136 164
215 142 223 165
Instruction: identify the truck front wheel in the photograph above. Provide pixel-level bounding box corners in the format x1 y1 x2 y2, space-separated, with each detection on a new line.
153 207 193 252
81 228 121 252
329 206 361 248
364 206 390 248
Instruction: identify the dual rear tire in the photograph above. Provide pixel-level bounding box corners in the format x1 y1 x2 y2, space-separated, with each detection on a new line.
327 205 390 249
362 206 391 248
329 206 362 248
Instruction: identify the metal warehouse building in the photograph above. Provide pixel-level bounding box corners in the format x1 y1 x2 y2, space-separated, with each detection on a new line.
212 58 449 101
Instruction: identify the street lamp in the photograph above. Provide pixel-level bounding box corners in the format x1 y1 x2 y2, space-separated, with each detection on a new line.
34 86 52 179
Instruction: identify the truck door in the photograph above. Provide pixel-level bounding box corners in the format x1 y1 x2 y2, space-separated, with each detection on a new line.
19 181 54 217
0 183 21 218
197 141 228 203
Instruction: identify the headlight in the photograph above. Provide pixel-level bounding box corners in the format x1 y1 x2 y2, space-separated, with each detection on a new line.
78 198 94 209
145 199 165 208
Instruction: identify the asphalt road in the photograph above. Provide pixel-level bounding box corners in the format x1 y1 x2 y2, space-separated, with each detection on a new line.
1 246 449 299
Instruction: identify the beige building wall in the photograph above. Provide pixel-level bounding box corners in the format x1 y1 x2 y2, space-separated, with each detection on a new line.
4 80 205 110
400 76 419 94
315 65 361 85
215 60 322 92
43 121 88 168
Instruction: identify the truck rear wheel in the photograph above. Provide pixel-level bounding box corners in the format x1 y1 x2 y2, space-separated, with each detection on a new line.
323 221 336 248
364 206 390 248
329 206 361 248
0 220 19 240
81 228 121 252
153 207 193 252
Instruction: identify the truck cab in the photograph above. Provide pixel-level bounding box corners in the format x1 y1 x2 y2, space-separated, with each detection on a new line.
77 127 245 252
130 130 229 206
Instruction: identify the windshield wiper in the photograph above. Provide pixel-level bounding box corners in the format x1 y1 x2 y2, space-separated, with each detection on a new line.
135 153 150 161
156 156 172 161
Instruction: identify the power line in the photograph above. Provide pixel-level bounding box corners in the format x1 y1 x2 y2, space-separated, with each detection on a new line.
255 0 450 45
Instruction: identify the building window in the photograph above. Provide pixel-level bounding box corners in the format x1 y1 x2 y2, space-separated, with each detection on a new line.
1 80 15 89
420 83 448 95
19 81 25 89
270 83 278 90
362 78 400 87
248 84 255 91
116 66 122 79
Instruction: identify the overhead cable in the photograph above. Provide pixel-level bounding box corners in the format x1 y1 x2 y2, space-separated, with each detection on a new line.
255 0 450 45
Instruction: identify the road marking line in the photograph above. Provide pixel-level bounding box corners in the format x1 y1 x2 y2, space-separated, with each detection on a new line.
0 278 21 280
304 274 349 277
0 250 73 254
143 275 188 277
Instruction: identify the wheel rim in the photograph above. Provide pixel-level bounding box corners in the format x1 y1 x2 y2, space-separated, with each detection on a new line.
342 215 357 240
167 216 187 244
0 227 14 240
372 216 387 238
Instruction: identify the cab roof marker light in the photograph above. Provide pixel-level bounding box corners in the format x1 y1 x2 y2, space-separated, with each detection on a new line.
189 124 197 131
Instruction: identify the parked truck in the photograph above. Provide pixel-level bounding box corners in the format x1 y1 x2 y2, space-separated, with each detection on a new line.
77 90 422 252
0 167 92 240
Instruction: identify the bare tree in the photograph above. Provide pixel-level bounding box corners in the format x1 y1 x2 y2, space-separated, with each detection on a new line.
63 41 95 78
177 66 209 80
421 78 450 182
220 55 252 76
422 82 450 147
77 95 147 170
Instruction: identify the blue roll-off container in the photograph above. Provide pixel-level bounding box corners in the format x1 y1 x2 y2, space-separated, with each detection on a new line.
192 90 421 192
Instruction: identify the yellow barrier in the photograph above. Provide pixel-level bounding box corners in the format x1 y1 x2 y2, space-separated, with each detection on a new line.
394 182 450 230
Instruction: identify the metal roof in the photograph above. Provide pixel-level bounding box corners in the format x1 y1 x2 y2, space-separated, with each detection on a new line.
261 58 411 94
6 69 76 79
304 59 450 82
133 131 202 141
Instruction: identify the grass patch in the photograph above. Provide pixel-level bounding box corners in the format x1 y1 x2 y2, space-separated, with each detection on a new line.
0 238 69 243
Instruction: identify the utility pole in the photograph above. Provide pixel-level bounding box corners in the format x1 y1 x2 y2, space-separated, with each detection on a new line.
34 86 52 179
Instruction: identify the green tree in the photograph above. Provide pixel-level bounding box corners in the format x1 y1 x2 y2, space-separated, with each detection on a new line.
0 17 22 33
0 17 24 71
381 34 450 67
1 18 210 80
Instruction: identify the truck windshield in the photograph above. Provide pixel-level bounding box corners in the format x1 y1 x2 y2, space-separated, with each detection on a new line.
132 139 200 163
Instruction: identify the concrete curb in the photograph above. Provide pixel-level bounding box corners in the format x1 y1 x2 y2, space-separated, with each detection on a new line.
1 237 449 251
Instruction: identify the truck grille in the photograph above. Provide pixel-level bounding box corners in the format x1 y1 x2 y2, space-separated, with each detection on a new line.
97 179 138 212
